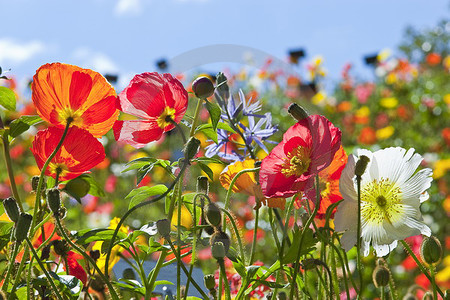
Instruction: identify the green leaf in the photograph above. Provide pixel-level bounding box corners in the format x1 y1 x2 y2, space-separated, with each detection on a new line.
76 228 127 244
195 123 218 143
197 162 214 181
193 156 227 165
0 86 16 111
0 222 14 251
8 115 42 138
281 228 317 264
126 184 168 209
204 100 222 131
324 199 343 224
77 174 105 197
122 157 157 173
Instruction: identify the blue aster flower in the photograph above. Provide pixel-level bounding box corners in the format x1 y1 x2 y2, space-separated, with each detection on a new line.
239 112 278 153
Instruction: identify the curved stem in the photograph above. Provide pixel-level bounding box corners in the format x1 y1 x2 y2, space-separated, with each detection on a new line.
2 135 23 211
221 208 246 265
25 238 64 300
219 259 231 300
189 97 203 137
400 240 443 297
2 242 19 292
54 216 120 300
356 175 363 298
249 207 259 265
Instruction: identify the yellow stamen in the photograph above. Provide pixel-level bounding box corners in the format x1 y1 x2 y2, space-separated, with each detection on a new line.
59 107 83 127
281 146 311 178
157 106 176 129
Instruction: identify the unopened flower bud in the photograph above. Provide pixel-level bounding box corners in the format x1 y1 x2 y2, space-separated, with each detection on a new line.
31 176 45 192
122 268 136 280
420 236 442 266
301 258 319 271
211 241 226 260
47 188 61 214
288 103 309 121
41 245 51 260
372 265 390 288
14 213 32 242
64 177 90 200
183 137 200 161
90 250 100 261
216 72 230 100
205 203 222 228
196 176 209 194
355 155 370 177
210 231 230 254
156 219 171 237
201 212 215 235
192 76 215 99
203 274 216 290
53 240 70 256
3 197 20 223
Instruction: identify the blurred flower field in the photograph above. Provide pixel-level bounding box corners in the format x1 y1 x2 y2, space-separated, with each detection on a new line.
0 20 449 299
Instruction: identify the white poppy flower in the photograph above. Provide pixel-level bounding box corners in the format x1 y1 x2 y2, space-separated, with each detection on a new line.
335 147 432 257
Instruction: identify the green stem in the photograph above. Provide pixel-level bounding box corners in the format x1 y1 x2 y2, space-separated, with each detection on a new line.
189 97 203 137
10 244 29 295
218 259 231 300
249 207 259 265
356 175 363 298
330 244 341 299
25 238 64 300
54 216 120 300
430 266 437 300
221 208 246 265
2 135 23 211
400 240 443 297
289 175 321 300
177 182 182 299
147 250 168 293
31 120 72 231
2 242 19 292
380 286 385 300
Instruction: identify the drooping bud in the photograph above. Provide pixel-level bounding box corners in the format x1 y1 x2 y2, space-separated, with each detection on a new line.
355 155 370 177
183 137 201 161
90 250 100 261
196 176 209 194
14 213 32 242
420 236 442 266
2 197 20 223
205 203 222 228
210 231 230 254
288 103 309 121
156 219 171 238
372 265 390 288
192 76 215 99
203 274 216 290
47 188 61 215
64 177 90 200
211 241 226 260
53 240 70 256
216 72 230 101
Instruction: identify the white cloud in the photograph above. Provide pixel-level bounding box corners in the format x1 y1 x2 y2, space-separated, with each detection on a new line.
114 0 143 17
0 38 45 65
72 47 119 74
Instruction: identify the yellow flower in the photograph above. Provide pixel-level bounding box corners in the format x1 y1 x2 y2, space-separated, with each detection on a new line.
129 151 148 162
443 196 450 213
444 94 450 105
356 106 370 118
376 126 395 140
436 255 450 285
380 97 398 109
0 213 12 222
433 159 450 179
220 159 258 195
171 205 193 230
385 73 397 85
312 91 326 105
377 48 391 62
93 217 129 273
202 163 225 182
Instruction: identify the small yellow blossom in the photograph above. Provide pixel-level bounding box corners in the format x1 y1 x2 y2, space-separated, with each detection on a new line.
376 126 395 140
380 97 398 109
377 48 391 62
433 159 450 179
444 94 450 105
171 205 193 230
312 91 326 105
356 106 370 118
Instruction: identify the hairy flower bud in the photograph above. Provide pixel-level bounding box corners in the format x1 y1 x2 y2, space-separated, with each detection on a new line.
15 213 32 242
156 219 171 238
420 236 442 266
216 72 230 101
90 250 100 261
288 103 309 121
203 274 216 290
355 155 370 177
31 176 45 192
205 203 222 228
196 176 209 194
211 241 226 260
53 240 70 256
192 76 215 99
372 265 390 288
2 197 20 223
183 137 201 161
210 231 230 254
301 258 319 271
47 188 61 215
122 268 136 280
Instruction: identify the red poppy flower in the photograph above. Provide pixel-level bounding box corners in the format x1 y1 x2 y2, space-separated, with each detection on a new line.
31 126 105 181
113 72 188 148
259 115 341 198
32 63 118 137
298 146 348 219
64 251 88 285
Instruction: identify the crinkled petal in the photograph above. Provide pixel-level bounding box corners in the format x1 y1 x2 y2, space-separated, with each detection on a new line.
113 120 163 148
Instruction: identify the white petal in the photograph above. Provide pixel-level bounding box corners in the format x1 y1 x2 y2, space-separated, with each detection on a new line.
339 154 358 202
334 201 358 232
402 168 433 204
373 240 398 257
340 230 358 252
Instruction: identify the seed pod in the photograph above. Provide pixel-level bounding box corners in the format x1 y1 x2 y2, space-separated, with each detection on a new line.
196 176 209 194
288 103 309 121
211 241 226 260
53 240 70 257
355 155 370 177
183 137 201 161
420 236 442 266
372 265 390 288
14 213 32 242
203 274 216 290
2 197 20 223
210 230 230 254
47 188 61 214
90 250 100 261
205 203 222 228
192 76 215 99
156 219 171 238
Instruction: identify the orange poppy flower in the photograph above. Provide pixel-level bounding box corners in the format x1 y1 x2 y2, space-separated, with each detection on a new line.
31 126 105 181
32 63 119 137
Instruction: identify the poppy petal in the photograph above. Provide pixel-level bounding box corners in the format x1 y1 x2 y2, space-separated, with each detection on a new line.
113 120 163 148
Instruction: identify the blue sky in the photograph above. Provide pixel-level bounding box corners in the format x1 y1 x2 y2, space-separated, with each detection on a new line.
1 0 449 90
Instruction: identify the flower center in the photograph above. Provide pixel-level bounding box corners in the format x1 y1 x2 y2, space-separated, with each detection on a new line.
281 146 311 178
157 106 176 129
59 107 83 127
361 178 404 226
48 163 69 178
320 181 331 198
